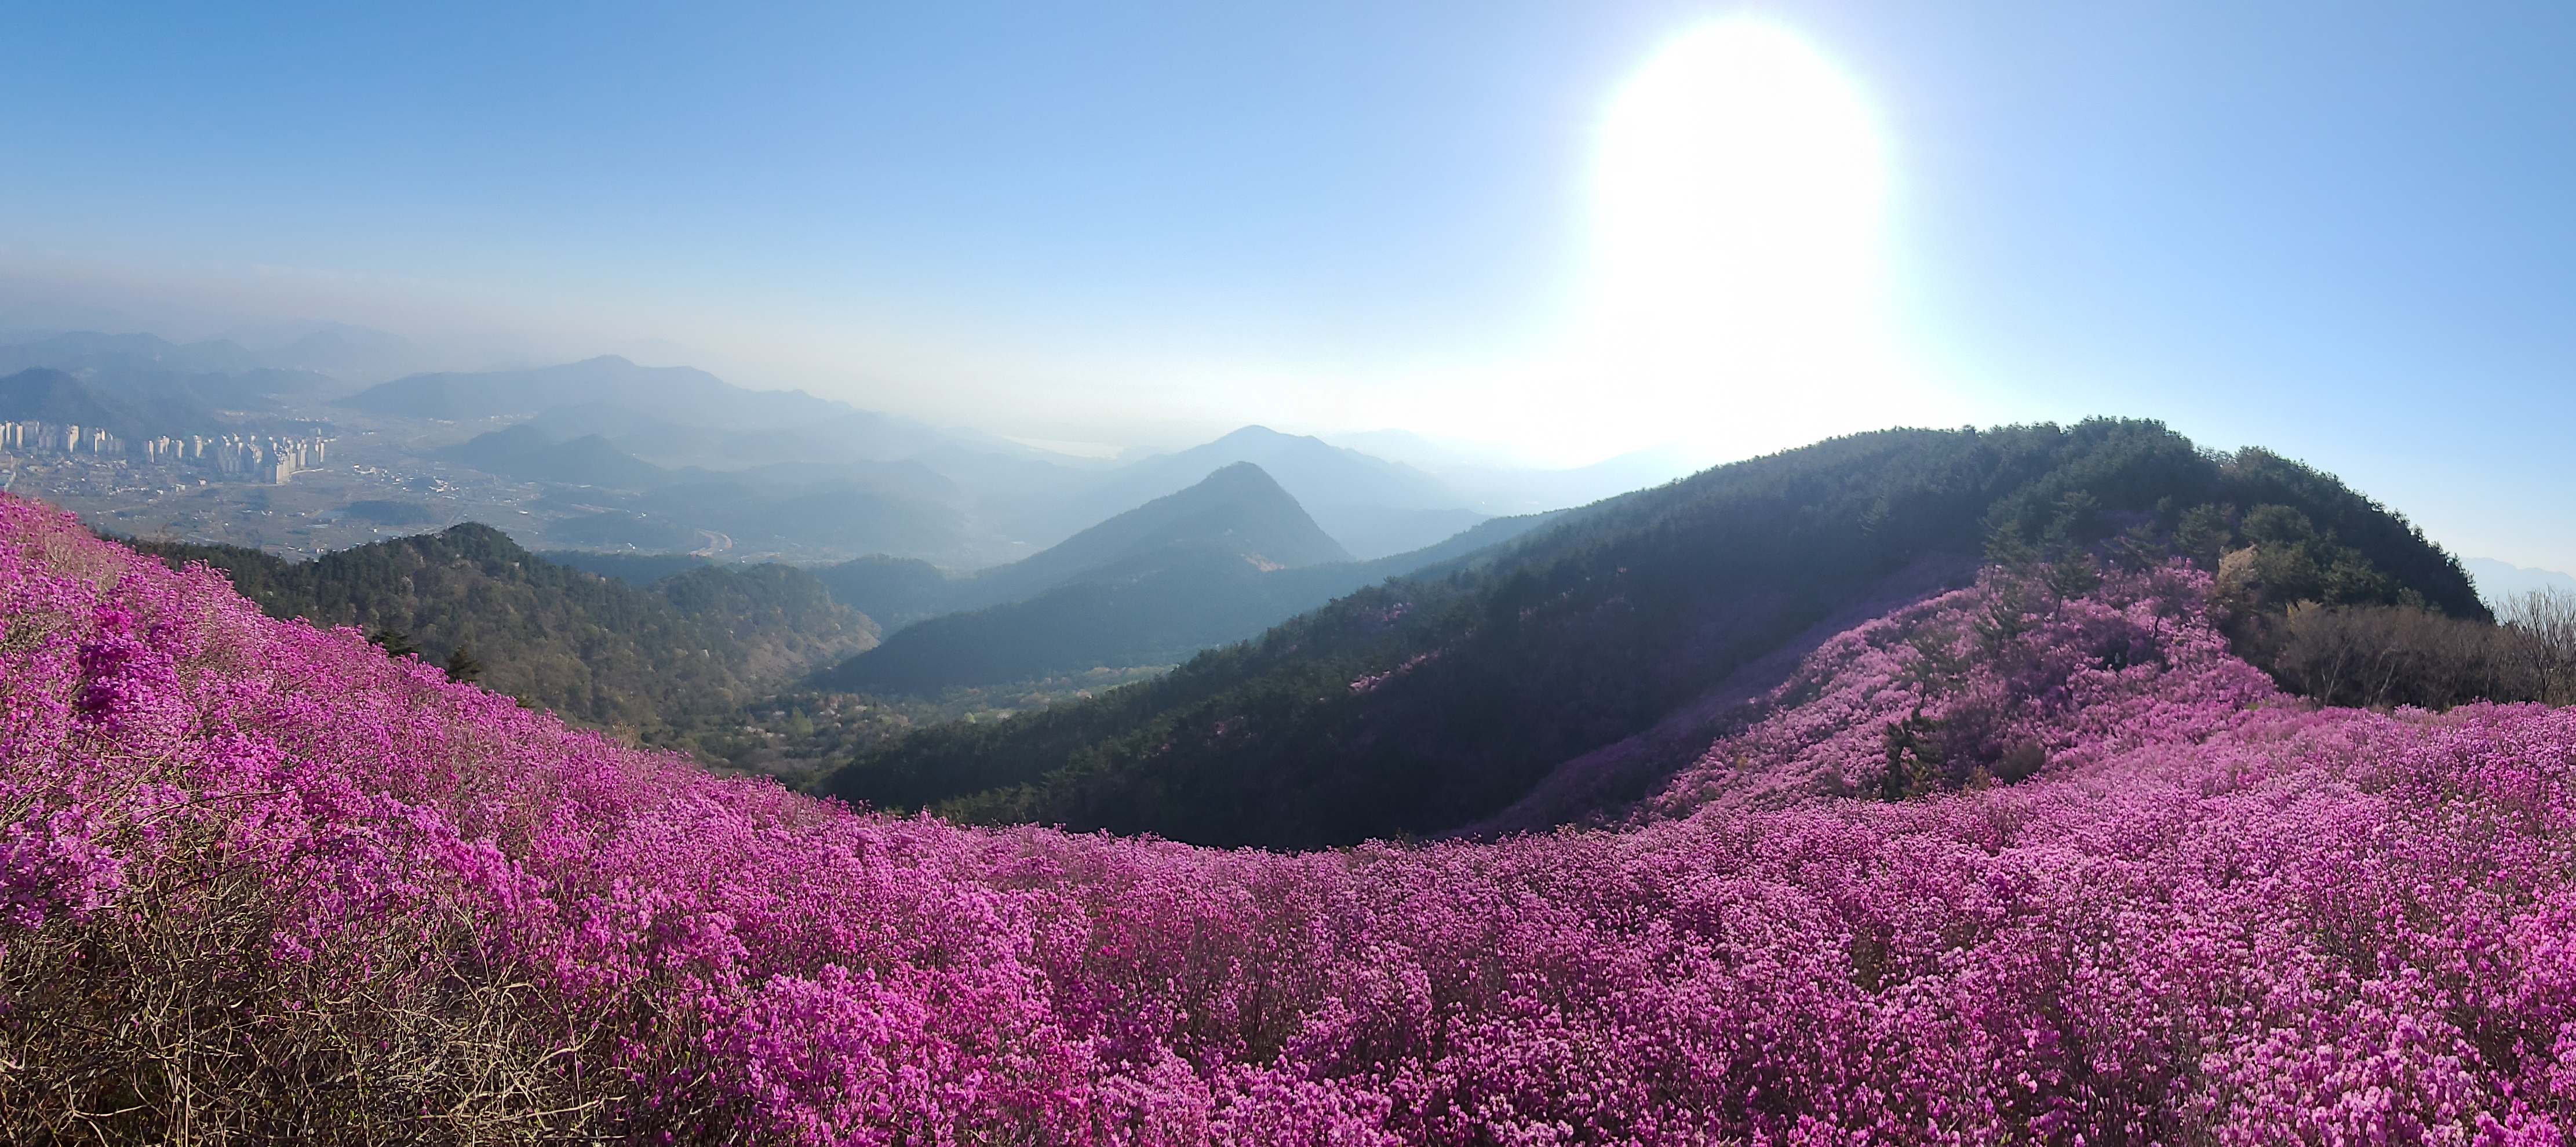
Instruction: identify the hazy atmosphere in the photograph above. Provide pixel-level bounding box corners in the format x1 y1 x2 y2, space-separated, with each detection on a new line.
7 1 2575 570
12 5 2576 1140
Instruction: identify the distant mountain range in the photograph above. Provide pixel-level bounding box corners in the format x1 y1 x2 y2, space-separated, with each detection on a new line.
828 420 2485 848
1 332 1696 575
356 365 1536 566
1003 427 1484 560
0 331 356 406
0 368 172 438
389 365 1514 565
343 356 855 428
0 366 317 439
0 330 265 377
2463 556 2576 609
0 330 370 449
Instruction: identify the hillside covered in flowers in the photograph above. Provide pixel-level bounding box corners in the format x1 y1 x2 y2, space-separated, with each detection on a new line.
4 490 2570 1142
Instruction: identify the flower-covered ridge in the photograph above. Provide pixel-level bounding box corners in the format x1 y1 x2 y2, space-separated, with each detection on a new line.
1 492 2568 1144
1651 562 2284 812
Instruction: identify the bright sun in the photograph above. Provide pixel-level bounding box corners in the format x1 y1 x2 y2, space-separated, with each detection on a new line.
1538 19 1934 464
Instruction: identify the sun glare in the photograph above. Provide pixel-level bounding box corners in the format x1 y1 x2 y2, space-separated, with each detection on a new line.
1528 19 1936 464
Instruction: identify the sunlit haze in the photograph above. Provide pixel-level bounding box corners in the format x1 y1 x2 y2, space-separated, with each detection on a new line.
6 3 2576 569
11 9 2576 1138
1560 18 1929 462
1258 17 1931 466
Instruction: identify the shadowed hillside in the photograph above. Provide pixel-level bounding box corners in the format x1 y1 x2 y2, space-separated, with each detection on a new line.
829 420 2480 847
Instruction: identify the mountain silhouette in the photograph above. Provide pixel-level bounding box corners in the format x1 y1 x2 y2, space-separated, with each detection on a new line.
811 467 1557 695
948 461 1349 609
993 426 1481 559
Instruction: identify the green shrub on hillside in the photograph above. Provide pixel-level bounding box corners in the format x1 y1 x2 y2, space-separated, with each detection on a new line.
129 524 876 728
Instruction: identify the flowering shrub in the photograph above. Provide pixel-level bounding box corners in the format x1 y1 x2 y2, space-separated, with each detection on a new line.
1 493 2569 1143
1350 651 1438 695
1647 562 2284 811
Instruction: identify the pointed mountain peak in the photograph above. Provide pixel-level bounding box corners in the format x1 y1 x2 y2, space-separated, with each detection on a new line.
1197 458 1294 491
1100 462 1347 565
949 461 1351 610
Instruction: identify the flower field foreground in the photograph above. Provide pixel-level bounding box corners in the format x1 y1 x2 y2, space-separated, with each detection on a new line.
2 494 2571 1144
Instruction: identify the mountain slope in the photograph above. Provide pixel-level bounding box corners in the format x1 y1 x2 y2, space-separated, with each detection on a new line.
0 365 330 437
0 330 266 377
1007 426 1478 559
945 461 1350 610
341 356 960 455
130 523 877 726
811 461 1514 692
0 367 159 436
810 463 1354 690
828 420 2480 847
817 508 1565 694
807 554 952 629
0 329 347 407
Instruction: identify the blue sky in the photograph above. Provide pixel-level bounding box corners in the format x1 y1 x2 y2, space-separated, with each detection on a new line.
3 2 2573 569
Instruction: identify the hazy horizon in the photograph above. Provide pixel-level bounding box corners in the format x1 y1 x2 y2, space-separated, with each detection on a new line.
6 3 2574 568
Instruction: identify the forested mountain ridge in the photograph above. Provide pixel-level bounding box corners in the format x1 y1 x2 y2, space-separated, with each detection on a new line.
127 523 877 727
828 420 2479 847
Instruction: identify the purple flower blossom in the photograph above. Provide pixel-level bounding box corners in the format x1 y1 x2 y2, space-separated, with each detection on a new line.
2 491 2571 1142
